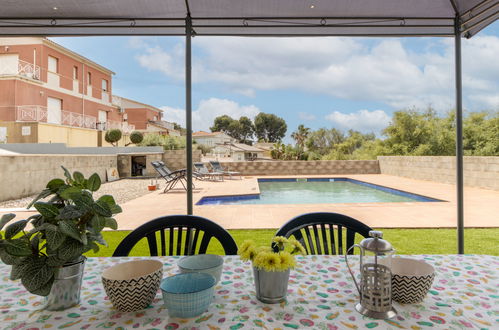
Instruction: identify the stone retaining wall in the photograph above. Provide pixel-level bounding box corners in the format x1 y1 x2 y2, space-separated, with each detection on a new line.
378 156 499 190
163 149 202 170
0 154 117 202
214 160 380 175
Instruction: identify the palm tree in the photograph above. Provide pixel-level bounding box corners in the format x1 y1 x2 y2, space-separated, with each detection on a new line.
291 124 310 150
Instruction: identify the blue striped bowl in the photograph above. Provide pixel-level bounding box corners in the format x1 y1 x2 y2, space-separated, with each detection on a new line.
160 272 216 318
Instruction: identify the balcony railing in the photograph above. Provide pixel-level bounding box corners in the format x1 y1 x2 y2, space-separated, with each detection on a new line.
16 105 47 122
16 105 97 129
98 120 135 133
0 60 40 80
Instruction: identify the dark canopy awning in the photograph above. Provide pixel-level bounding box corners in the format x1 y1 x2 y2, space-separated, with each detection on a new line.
0 0 497 37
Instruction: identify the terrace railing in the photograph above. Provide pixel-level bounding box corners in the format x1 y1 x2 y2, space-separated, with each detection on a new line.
99 120 135 133
16 105 47 122
0 60 40 80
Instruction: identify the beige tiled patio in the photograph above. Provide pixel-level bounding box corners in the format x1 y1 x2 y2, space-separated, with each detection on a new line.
114 174 499 230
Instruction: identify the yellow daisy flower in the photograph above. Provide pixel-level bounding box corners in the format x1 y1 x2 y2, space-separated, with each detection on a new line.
253 251 282 272
272 236 288 251
238 240 256 261
279 251 296 269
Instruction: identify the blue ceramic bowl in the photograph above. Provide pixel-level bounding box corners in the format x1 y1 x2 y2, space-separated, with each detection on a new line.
160 272 216 318
177 254 224 283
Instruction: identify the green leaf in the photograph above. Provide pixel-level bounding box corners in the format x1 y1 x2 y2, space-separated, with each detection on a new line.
27 189 52 209
34 202 60 218
46 178 65 192
56 205 85 220
30 277 55 297
30 233 40 253
80 232 88 246
5 220 28 239
89 232 107 247
104 218 118 230
45 225 66 251
73 171 85 184
0 249 23 266
85 241 100 253
58 238 84 262
61 165 73 182
0 213 16 230
4 239 32 256
58 221 83 243
10 260 30 280
110 204 122 214
87 173 101 192
90 215 104 233
93 200 112 217
98 195 115 206
46 255 65 267
58 186 81 200
21 257 55 296
71 192 94 211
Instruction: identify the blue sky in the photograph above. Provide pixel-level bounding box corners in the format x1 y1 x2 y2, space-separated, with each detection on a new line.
52 21 498 142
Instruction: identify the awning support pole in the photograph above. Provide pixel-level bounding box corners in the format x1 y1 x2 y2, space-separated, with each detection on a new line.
185 15 193 215
454 17 464 254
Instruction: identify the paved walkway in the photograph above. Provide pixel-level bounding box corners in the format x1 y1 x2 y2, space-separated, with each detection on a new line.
2 174 498 230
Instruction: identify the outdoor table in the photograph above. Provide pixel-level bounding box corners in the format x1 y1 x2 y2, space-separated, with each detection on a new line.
0 255 497 329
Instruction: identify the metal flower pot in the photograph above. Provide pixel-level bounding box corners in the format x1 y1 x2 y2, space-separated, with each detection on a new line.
253 266 290 304
44 256 86 311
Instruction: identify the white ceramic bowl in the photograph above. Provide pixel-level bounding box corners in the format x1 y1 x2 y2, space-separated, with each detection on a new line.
390 257 435 304
177 254 224 283
102 259 163 312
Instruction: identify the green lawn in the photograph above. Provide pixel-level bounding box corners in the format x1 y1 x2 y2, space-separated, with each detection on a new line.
85 228 499 257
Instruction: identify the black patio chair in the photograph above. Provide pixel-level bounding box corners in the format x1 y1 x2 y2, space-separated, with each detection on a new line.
113 215 238 256
275 212 372 255
151 161 193 192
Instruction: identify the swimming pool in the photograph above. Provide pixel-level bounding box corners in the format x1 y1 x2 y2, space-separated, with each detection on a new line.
196 178 442 205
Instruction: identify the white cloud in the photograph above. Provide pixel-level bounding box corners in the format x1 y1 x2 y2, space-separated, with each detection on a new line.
325 109 391 134
133 35 499 112
298 112 316 121
161 98 260 132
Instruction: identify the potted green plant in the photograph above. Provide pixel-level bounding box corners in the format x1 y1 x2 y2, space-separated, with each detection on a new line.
0 167 121 310
238 236 306 304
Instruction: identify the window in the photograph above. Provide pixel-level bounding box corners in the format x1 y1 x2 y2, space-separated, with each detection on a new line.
73 66 78 80
102 79 108 92
48 56 58 73
87 72 92 85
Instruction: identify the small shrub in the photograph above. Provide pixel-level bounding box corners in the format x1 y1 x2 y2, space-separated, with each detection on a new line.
105 129 122 146
129 131 144 145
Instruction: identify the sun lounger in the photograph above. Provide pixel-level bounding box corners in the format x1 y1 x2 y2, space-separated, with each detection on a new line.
209 160 242 180
194 162 224 181
151 161 193 193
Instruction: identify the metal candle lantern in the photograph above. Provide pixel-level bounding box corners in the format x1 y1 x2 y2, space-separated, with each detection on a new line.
345 230 397 319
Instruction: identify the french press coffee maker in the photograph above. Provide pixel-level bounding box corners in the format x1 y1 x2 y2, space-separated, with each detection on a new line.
345 230 397 319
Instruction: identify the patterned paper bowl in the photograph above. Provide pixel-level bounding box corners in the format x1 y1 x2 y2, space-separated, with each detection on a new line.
390 258 435 304
102 259 163 312
161 272 216 318
177 254 224 283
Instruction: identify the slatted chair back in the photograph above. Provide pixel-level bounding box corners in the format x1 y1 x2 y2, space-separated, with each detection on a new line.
113 215 238 256
275 212 372 255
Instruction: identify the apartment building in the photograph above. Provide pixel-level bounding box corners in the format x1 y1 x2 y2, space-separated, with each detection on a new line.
0 37 175 146
113 96 180 136
192 131 236 147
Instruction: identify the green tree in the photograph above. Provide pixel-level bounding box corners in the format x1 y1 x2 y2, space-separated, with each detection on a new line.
105 129 122 147
210 115 236 134
238 116 255 144
254 113 287 142
291 125 310 150
463 111 499 156
126 131 144 146
305 128 345 156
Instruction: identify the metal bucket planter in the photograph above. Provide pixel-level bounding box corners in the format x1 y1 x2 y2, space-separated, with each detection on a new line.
253 267 290 304
44 256 86 311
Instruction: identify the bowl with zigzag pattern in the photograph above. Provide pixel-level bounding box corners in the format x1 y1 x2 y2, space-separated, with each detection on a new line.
102 259 163 312
390 258 435 304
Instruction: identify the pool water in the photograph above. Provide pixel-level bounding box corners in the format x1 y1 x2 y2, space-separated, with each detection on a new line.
196 178 441 205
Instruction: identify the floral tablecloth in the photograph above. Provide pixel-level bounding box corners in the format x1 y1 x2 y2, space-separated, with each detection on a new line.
0 255 498 329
